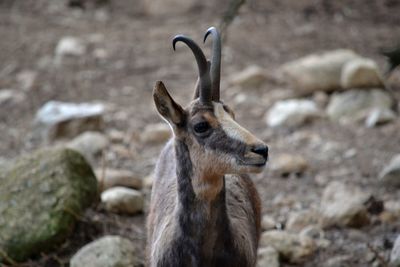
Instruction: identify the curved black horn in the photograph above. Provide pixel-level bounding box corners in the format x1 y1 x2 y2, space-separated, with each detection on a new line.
204 27 221 102
173 35 212 104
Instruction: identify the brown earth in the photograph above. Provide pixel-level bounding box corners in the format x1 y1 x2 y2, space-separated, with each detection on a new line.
1 0 400 266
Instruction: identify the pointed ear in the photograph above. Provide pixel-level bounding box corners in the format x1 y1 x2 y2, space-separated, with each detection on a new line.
153 81 185 126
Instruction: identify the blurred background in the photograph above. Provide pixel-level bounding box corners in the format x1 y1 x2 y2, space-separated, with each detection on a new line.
0 0 400 266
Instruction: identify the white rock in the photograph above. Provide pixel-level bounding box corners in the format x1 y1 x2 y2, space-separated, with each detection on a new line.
379 154 400 187
140 123 171 144
229 65 267 88
101 187 144 214
391 235 400 266
257 246 280 267
286 210 319 232
340 58 383 89
261 215 277 231
365 108 396 127
0 89 25 105
279 49 361 94
266 99 320 127
270 154 309 176
35 101 105 140
319 181 370 228
95 168 142 191
55 36 86 57
70 235 139 267
260 230 316 263
326 89 394 122
67 131 109 164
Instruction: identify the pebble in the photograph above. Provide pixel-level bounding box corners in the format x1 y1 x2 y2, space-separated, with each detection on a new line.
270 154 309 177
101 187 144 214
261 215 277 231
55 36 86 57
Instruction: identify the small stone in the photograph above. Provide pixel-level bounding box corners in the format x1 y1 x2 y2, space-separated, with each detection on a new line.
260 230 316 263
319 181 371 228
143 173 154 188
101 187 144 214
229 65 267 88
340 58 383 89
67 131 109 164
261 215 277 231
286 210 319 232
365 108 397 127
391 235 400 266
266 99 320 128
55 36 86 57
34 101 105 141
95 168 142 192
379 154 400 187
140 123 171 144
270 154 309 177
70 235 139 267
257 246 280 267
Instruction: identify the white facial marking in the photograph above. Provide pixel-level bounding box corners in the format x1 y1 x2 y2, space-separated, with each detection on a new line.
213 103 261 144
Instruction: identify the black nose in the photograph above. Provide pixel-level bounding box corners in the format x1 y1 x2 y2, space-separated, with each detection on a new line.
251 145 269 159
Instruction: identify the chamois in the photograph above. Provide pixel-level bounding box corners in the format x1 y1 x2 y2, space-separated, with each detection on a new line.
146 27 269 267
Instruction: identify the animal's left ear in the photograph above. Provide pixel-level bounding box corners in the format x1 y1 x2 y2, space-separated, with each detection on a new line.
153 81 185 126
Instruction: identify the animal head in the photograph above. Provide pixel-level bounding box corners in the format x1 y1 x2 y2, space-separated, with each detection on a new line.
153 27 268 176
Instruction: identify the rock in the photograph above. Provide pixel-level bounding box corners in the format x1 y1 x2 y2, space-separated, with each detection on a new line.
325 255 352 267
229 65 267 88
143 173 154 188
34 101 105 141
266 99 320 127
270 154 309 177
261 215 277 231
326 89 394 122
0 89 25 105
0 148 97 262
101 187 144 214
257 246 280 267
16 70 37 91
340 58 383 89
95 168 142 192
260 230 315 263
286 210 319 232
140 123 171 144
70 235 139 267
319 181 371 228
391 235 400 266
365 108 397 127
144 0 197 16
379 154 400 187
279 49 360 94
55 36 86 57
67 131 109 164
107 129 125 143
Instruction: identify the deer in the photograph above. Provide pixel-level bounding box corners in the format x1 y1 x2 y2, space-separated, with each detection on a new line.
146 27 269 267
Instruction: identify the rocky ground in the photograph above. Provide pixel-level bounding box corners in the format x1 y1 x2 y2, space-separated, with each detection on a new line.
1 0 400 266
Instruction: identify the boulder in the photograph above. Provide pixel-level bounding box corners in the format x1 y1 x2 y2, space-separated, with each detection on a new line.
95 168 143 192
270 154 309 177
319 181 370 228
340 58 384 89
101 187 144 214
379 154 400 187
229 65 267 88
0 148 97 262
70 235 139 267
67 131 109 164
140 123 171 144
260 230 315 263
326 89 394 122
257 246 280 267
279 49 360 94
391 235 400 267
266 99 320 127
34 101 105 141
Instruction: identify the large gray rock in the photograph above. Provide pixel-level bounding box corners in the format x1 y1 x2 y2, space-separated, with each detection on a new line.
70 236 139 267
260 230 315 263
319 181 370 228
379 154 400 187
257 246 280 267
326 89 394 122
279 49 360 94
266 99 321 127
0 148 97 262
35 101 105 141
391 235 400 267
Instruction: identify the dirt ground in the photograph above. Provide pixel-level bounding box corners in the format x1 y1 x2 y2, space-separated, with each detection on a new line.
1 0 400 266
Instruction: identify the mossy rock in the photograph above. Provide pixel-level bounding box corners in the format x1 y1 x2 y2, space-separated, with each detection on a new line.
0 148 98 263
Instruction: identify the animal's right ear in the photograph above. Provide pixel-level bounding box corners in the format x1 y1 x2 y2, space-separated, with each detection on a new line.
153 81 185 126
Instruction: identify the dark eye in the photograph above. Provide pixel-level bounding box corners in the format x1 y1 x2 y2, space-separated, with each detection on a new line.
193 121 210 134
